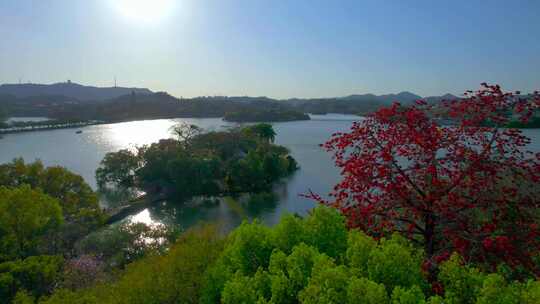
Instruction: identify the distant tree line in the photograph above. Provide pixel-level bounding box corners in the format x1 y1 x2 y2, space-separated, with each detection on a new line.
0 92 377 123
223 109 310 122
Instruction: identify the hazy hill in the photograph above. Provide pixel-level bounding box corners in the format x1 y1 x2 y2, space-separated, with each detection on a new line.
0 82 152 101
423 93 460 103
341 91 422 104
0 81 462 121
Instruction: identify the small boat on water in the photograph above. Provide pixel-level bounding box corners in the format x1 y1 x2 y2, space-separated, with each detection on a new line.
76 130 83 134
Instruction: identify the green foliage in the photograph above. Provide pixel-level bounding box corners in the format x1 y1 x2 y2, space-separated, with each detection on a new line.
521 280 540 304
0 186 63 260
272 214 307 254
97 125 297 199
200 258 235 304
36 204 539 304
225 144 295 193
223 109 310 123
222 270 270 304
298 261 350 304
0 161 107 302
202 206 428 303
367 234 427 293
43 225 224 304
76 222 179 268
346 229 376 277
39 288 101 304
166 154 222 198
437 253 486 303
106 226 222 304
434 255 540 304
0 255 63 303
222 220 274 275
268 244 320 303
390 285 425 304
475 274 522 304
426 296 445 304
13 289 36 304
243 123 277 143
96 149 140 188
347 277 389 304
0 159 104 253
302 203 348 260
0 159 101 223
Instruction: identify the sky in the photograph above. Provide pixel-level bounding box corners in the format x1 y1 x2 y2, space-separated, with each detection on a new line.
0 0 539 98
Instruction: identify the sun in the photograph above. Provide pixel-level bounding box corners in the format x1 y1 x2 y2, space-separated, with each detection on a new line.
113 0 174 24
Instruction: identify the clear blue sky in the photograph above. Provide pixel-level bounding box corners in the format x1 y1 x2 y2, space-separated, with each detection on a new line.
1 0 539 98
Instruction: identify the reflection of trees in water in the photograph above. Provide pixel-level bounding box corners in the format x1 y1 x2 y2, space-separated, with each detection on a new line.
146 198 224 232
140 182 293 233
104 176 298 235
243 192 279 217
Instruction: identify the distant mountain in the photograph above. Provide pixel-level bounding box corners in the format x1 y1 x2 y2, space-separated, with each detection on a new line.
288 91 456 105
341 91 422 104
0 82 152 101
423 93 461 103
0 81 464 121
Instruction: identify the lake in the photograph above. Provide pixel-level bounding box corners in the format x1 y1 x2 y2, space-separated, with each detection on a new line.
0 114 360 231
1 115 539 232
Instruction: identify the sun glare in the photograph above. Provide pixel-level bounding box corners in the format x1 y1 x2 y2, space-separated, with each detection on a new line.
113 0 174 24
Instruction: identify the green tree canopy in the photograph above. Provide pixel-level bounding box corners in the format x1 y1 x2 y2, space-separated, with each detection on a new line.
0 159 104 253
0 186 63 260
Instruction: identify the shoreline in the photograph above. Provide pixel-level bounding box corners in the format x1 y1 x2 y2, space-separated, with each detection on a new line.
0 120 105 135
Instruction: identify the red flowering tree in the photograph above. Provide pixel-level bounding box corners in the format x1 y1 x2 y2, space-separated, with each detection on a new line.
310 84 540 275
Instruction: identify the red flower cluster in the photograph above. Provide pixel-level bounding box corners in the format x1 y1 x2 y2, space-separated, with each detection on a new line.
310 84 540 275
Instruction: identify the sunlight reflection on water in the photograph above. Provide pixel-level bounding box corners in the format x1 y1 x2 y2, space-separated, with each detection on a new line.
2 114 539 233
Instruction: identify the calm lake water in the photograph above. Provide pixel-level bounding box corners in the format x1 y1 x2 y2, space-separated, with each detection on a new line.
1 115 539 232
0 114 360 231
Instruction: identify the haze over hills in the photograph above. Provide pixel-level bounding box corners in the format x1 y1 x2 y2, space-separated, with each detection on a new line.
0 81 153 101
0 81 463 122
0 81 460 104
